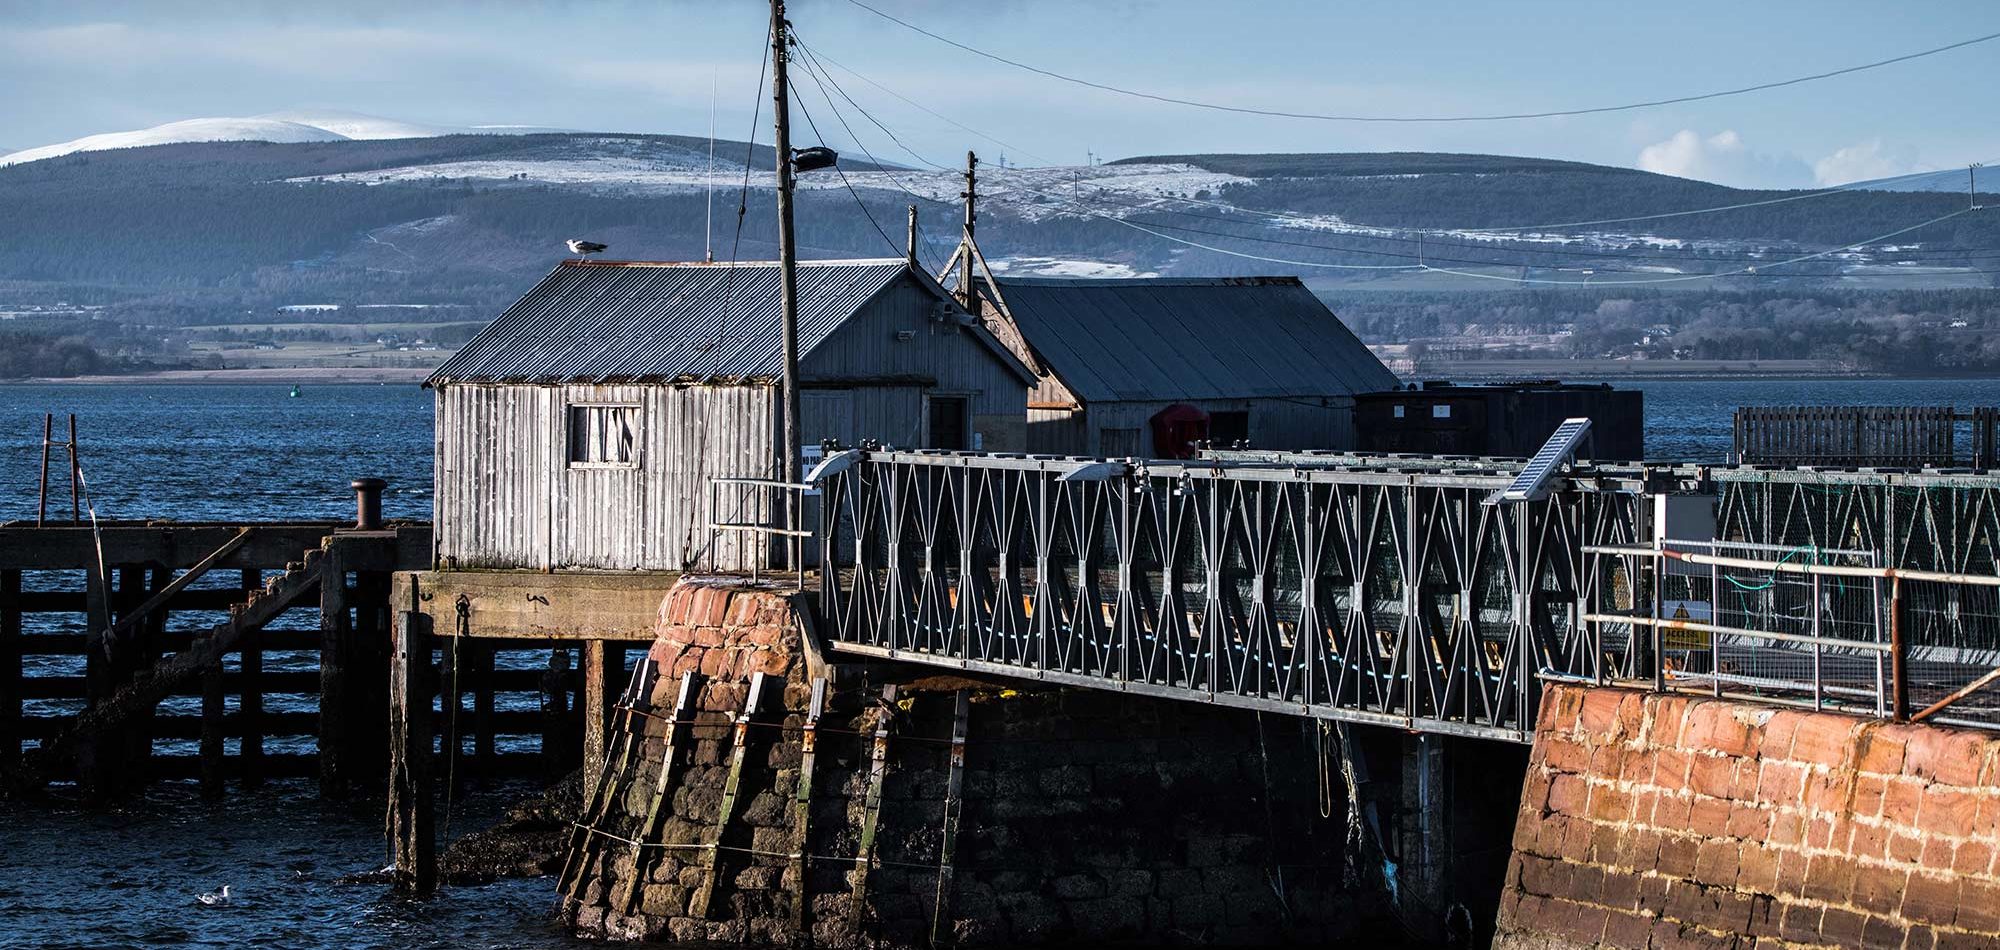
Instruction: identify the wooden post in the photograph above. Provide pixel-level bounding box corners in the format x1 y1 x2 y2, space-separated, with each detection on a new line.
1890 576 1909 721
352 570 393 786
388 610 436 897
318 542 350 797
37 414 50 526
930 689 971 945
849 684 898 937
790 677 827 931
0 570 19 771
473 641 496 780
78 564 113 798
689 672 768 919
200 659 225 800
581 640 614 801
239 568 264 787
67 414 80 524
541 646 573 773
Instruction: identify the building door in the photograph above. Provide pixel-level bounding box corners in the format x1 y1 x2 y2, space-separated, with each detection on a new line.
926 395 969 450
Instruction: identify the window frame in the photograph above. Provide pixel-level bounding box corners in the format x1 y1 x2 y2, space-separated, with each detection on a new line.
565 402 643 470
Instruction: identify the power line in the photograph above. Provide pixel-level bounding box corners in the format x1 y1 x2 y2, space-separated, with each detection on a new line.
794 39 1057 166
841 0 2000 124
786 76 905 259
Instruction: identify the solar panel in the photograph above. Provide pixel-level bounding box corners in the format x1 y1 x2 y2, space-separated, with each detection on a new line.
1493 418 1593 503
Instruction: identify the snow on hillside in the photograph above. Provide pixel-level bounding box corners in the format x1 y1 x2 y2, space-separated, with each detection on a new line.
1 118 347 166
0 111 562 167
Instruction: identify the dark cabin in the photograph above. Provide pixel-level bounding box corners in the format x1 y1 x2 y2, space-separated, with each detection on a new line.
975 275 1399 458
427 258 1035 572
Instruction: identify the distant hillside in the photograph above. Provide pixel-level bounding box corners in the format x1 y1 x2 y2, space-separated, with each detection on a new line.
1113 151 1653 179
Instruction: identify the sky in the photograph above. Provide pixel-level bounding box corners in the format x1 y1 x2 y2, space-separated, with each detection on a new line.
1 0 1996 188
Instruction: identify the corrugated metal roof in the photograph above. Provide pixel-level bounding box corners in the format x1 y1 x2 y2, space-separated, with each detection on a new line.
991 275 1399 403
428 259 911 384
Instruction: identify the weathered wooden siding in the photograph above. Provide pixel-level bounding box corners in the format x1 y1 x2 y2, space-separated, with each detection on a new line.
804 274 1028 451
435 382 774 573
1027 397 1360 457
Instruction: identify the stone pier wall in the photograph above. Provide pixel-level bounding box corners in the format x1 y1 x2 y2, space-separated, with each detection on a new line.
560 577 1389 947
1495 684 2000 950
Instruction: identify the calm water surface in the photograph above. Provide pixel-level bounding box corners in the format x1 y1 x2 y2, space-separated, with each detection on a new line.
2 376 1999 947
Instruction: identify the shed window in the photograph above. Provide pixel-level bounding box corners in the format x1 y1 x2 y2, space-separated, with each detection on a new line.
568 404 639 467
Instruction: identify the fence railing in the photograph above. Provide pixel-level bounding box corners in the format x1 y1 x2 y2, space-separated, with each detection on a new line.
1580 540 2000 730
813 450 1650 741
706 477 814 588
1733 405 2000 467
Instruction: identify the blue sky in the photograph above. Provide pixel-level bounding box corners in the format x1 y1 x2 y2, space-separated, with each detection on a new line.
1 0 1995 187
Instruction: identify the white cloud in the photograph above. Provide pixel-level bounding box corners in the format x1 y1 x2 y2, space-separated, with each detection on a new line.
1812 139 1925 186
1635 129 1813 189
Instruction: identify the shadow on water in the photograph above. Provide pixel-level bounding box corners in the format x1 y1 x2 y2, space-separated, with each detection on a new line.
0 780 590 950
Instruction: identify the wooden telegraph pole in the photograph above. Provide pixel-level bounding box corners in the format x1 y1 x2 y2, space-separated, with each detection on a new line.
771 0 802 505
959 151 979 318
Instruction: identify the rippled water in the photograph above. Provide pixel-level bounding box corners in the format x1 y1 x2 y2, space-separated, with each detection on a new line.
3 377 1999 946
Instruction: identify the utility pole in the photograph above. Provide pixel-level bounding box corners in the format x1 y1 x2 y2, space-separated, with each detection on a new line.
771 0 802 501
1973 163 1984 212
959 151 979 318
906 205 919 267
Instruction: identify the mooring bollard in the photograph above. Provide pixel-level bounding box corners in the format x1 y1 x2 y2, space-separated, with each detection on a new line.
352 478 388 530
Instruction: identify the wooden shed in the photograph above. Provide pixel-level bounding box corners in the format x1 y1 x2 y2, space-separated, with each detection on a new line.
975 275 1399 458
427 258 1035 572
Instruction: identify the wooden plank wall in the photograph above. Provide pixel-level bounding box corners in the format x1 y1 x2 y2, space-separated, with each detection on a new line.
1733 406 1982 466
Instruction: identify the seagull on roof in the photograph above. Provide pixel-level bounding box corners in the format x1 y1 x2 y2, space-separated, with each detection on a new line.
566 239 608 260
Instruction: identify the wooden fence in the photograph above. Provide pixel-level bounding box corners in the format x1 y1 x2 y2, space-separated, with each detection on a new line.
1733 406 2000 467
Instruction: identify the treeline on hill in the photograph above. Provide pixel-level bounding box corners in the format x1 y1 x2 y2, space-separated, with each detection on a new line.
1324 288 2000 372
1127 152 1999 248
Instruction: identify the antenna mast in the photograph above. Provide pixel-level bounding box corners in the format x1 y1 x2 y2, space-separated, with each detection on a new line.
959 150 979 317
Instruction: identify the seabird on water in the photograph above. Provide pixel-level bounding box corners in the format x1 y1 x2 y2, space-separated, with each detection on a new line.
566 239 608 260
197 885 232 906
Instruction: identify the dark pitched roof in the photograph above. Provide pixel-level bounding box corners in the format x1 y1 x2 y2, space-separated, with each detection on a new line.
428 259 923 385
989 275 1398 402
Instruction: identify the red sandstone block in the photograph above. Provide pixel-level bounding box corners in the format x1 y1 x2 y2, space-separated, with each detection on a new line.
1817 905 1868 946
1975 794 2000 843
1759 709 1806 757
1655 791 1694 828
1805 815 1837 850
1953 839 1994 876
1688 797 1733 839
1755 760 1806 805
1859 916 1910 950
1600 907 1654 948
1902 871 1960 929
1857 723 1913 775
1727 803 1773 841
1650 694 1692 746
1903 727 1955 782
1619 747 1654 784
1652 747 1692 791
1731 759 1765 800
1803 772 1849 813
1767 808 1806 847
1957 878 2000 932
1549 773 1589 815
1789 714 1860 766
1559 901 1611 945
1800 854 1857 905
1852 773 1889 818
1777 900 1823 943
1691 754 1736 799
1685 702 1755 757
1518 854 1569 897
1882 778 1925 824
1737 841 1780 895
1543 735 1591 774
1544 684 1587 733
1581 688 1627 738
1934 731 1992 788
1590 785 1635 824
1658 836 1699 880
1935 928 1996 950
1921 835 1955 870
1533 815 1571 858
1694 839 1742 886
1562 818 1596 863
1850 864 1910 915
1590 824 1623 865
1617 693 1646 738
1906 923 1940 950
1888 830 1926 865
1600 867 1644 909
1852 821 1893 861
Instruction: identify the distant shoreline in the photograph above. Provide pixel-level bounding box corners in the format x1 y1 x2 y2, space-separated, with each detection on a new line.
4 367 436 385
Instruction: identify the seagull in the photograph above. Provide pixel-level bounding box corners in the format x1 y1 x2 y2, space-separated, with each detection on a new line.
566 239 608 260
197 885 232 906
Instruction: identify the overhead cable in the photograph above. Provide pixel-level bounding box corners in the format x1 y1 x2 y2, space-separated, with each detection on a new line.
842 0 2000 124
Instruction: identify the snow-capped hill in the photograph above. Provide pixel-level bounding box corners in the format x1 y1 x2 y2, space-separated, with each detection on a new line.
0 110 566 167
1 117 347 166
254 109 462 141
